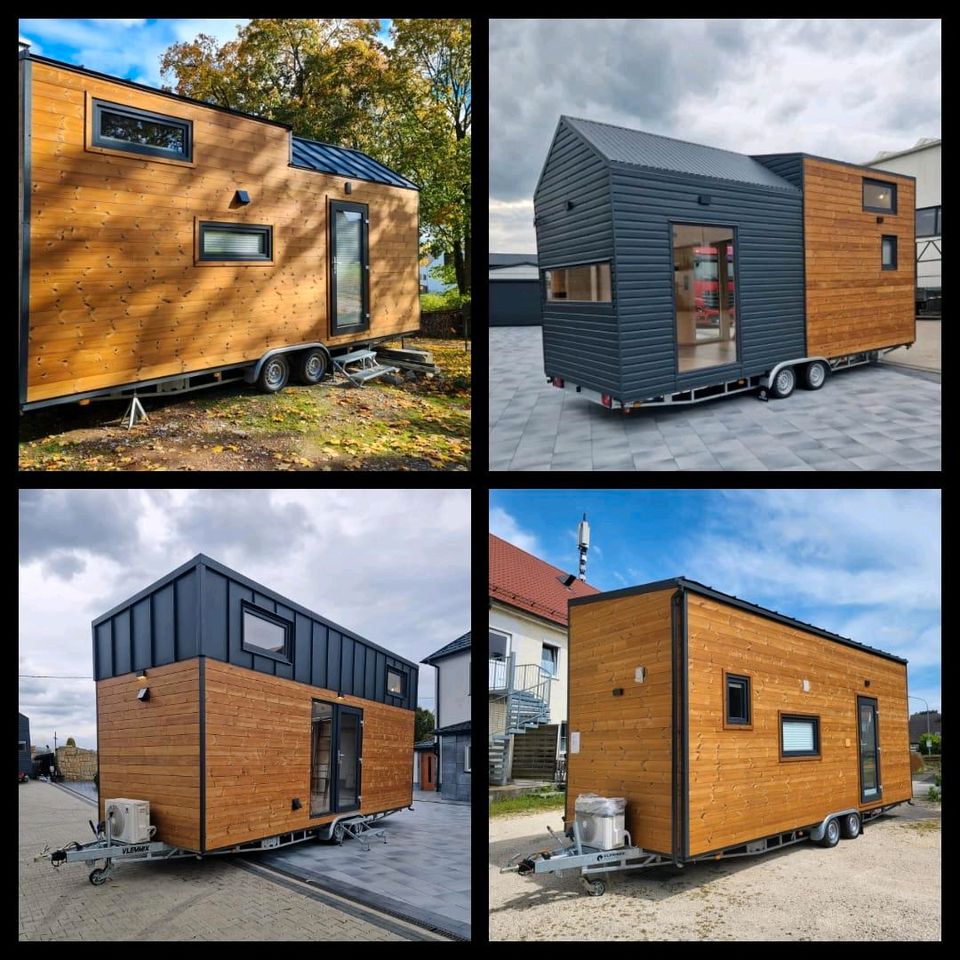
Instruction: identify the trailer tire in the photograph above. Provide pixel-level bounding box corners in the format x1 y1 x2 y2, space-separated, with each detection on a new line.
817 817 841 848
89 867 108 885
258 355 290 393
801 360 827 390
840 813 861 839
580 877 606 896
296 349 329 385
769 366 796 399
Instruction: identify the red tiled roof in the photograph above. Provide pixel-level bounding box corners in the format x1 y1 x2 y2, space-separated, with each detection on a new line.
489 534 600 627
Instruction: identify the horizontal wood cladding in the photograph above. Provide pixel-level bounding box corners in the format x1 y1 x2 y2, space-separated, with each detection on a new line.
566 589 674 854
685 595 911 857
203 659 414 850
803 157 915 357
26 62 419 403
96 659 200 851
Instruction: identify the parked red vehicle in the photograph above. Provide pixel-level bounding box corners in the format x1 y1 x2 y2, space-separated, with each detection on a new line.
693 245 736 327
18 770 28 783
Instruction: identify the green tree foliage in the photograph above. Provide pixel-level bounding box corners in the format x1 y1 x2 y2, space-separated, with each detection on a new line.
919 732 941 755
160 18 471 292
414 706 436 743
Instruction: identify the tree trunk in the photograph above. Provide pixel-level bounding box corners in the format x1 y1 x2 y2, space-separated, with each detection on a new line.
462 230 471 294
452 240 465 295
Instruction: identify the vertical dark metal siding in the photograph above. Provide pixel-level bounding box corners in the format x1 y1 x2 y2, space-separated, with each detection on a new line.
610 163 805 398
327 631 341 692
114 611 132 675
95 622 112 680
132 599 151 670
312 623 328 689
174 571 198 662
294 614 312 684
534 120 620 394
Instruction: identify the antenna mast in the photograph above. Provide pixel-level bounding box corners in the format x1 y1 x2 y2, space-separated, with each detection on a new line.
577 514 590 581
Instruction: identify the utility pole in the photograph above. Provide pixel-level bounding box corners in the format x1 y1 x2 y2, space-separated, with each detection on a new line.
577 514 590 581
908 696 931 737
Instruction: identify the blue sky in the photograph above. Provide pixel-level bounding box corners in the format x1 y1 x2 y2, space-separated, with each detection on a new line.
19 19 394 90
490 489 941 712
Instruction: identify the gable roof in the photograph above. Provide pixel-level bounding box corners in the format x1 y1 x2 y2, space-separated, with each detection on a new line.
563 116 798 192
491 253 539 268
489 534 600 627
291 137 417 190
422 631 471 665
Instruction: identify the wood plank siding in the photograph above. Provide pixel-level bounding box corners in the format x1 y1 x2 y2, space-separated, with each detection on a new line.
203 659 414 850
566 589 675 855
96 659 200 850
26 62 419 403
803 156 915 357
685 594 911 857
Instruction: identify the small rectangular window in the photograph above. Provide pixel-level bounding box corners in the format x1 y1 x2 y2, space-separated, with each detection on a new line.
489 629 509 660
241 604 291 659
916 206 940 237
863 178 897 213
725 673 751 725
559 721 568 755
199 222 273 262
92 99 192 161
463 743 472 773
881 235 898 271
387 668 404 697
544 262 612 302
541 643 559 678
781 714 820 758
19 741 28 752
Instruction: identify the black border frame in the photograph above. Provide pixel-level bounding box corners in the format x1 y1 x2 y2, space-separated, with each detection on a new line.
725 672 751 726
240 600 293 662
92 97 193 162
199 221 273 262
329 200 370 335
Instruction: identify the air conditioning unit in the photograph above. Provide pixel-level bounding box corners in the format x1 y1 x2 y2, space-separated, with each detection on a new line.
574 794 627 850
105 798 152 844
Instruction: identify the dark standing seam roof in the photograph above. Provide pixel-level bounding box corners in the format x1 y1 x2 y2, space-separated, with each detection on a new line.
563 116 798 192
291 136 417 189
490 253 539 268
422 631 471 665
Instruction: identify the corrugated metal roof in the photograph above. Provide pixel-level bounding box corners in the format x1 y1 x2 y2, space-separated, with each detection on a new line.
490 253 538 268
489 264 539 281
564 116 798 191
291 136 417 190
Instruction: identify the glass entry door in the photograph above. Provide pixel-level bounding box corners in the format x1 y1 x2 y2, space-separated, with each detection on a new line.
311 700 363 816
857 696 881 803
330 201 369 335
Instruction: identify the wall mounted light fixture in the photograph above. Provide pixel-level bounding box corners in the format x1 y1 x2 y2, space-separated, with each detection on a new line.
137 670 148 682
137 687 150 702
235 190 251 205
345 182 353 195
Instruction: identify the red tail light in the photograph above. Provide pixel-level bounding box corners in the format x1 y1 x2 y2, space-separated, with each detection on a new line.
551 377 564 388
601 393 612 408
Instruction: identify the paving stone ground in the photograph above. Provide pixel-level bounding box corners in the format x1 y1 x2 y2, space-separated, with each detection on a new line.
489 326 941 472
19 781 432 941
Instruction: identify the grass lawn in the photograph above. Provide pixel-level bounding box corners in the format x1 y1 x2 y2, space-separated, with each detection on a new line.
489 792 565 818
19 337 470 472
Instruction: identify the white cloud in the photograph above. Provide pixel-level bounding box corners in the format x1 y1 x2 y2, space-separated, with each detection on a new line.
490 198 535 253
88 19 146 27
19 34 42 53
489 506 541 555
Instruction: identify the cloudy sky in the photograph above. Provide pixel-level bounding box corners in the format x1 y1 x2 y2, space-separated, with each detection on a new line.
490 489 941 713
19 489 469 751
18 18 394 88
490 18 941 251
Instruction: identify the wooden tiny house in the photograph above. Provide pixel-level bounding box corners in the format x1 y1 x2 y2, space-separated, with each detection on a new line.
566 578 910 863
93 555 417 853
18 49 420 410
534 117 916 409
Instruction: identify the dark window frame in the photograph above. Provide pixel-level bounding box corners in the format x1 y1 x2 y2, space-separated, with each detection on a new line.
541 642 560 678
240 600 292 662
386 667 405 698
542 260 614 304
779 712 821 760
723 671 752 728
19 741 28 752
916 205 941 237
856 695 882 804
92 98 192 162
329 200 370 335
199 221 273 262
881 235 898 271
862 177 897 214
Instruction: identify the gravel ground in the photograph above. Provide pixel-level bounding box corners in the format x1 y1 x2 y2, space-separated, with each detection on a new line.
489 804 941 941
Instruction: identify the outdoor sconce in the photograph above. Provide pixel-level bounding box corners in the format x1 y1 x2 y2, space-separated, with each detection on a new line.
612 688 624 697
137 670 147 682
345 182 353 195
565 200 575 210
864 679 871 688
235 190 251 205
634 667 646 684
337 691 345 701
698 195 711 206
137 688 150 702
876 216 884 224
291 798 302 811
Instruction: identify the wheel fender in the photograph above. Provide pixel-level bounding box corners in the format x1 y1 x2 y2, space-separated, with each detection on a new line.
245 344 331 383
762 357 829 389
809 808 858 841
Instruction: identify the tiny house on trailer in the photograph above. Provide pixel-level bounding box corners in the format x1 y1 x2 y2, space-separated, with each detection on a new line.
564 578 910 872
534 117 915 410
93 555 417 854
18 48 420 412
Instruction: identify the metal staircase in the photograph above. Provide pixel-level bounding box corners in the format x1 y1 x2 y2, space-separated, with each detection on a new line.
489 656 551 785
331 348 398 386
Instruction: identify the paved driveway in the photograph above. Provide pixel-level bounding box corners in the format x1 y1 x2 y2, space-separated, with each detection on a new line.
489 327 941 471
257 794 471 940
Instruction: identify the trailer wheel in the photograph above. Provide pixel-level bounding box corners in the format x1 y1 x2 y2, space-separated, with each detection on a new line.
580 877 606 897
840 813 861 839
89 867 108 886
817 817 841 848
296 349 329 385
769 366 796 399
258 356 290 393
801 360 827 390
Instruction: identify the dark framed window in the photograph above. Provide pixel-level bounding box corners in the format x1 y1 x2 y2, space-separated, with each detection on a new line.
18 741 27 752
544 261 612 302
881 235 898 271
725 672 751 726
780 713 821 759
862 178 897 214
386 668 405 697
916 206 941 237
541 643 559 678
92 98 192 161
241 602 291 660
329 200 370 334
199 222 273 262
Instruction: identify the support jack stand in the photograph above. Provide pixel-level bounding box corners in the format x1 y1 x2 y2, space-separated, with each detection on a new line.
120 395 149 428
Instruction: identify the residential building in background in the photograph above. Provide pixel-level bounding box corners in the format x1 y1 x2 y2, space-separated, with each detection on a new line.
422 632 471 802
489 534 599 785
908 709 942 748
18 713 31 777
869 138 941 315
420 254 454 293
490 253 540 326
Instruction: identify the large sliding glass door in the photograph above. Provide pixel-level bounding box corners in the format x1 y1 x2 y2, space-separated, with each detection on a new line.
672 223 738 373
310 699 363 816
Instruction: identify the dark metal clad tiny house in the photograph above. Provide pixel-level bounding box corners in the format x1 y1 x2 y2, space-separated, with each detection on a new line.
92 554 417 710
19 713 31 776
534 117 915 408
